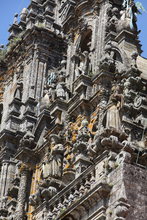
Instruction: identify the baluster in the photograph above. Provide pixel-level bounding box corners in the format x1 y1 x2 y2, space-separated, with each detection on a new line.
68 191 74 206
85 175 91 193
73 185 80 201
79 180 85 197
47 208 53 220
52 204 58 218
57 198 64 215
90 170 95 188
62 195 69 209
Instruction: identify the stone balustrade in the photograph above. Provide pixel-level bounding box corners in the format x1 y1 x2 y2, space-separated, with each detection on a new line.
33 151 111 220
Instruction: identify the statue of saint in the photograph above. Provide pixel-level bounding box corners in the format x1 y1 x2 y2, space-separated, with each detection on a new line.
41 134 64 179
105 85 123 131
75 51 90 77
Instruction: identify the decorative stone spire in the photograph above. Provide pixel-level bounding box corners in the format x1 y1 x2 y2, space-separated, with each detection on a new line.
13 13 18 25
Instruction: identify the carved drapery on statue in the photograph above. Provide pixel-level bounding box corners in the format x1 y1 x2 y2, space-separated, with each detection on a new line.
74 29 92 79
41 134 64 179
105 85 123 131
75 51 90 77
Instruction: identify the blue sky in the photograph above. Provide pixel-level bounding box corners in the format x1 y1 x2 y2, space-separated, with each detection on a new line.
0 0 147 58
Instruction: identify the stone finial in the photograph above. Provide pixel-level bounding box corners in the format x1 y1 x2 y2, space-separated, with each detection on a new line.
13 13 18 25
20 8 28 22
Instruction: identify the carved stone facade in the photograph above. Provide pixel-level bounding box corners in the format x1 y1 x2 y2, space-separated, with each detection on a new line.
0 0 147 219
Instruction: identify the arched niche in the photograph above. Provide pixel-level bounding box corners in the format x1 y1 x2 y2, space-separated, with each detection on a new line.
112 49 124 73
79 29 92 53
113 50 123 63
105 42 125 73
73 29 92 79
75 29 92 53
106 41 129 69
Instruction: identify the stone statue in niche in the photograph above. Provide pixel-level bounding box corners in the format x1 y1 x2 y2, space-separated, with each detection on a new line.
105 85 123 131
75 50 90 77
41 134 64 179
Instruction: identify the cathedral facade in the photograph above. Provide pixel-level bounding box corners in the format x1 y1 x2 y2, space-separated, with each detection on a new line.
0 0 147 219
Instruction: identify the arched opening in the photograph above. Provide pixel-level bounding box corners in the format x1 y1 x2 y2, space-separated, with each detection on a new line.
74 29 92 79
113 50 123 63
79 29 92 53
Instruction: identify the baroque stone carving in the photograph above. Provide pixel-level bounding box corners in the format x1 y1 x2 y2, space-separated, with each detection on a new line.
105 85 123 131
41 134 65 179
0 0 147 219
20 125 36 150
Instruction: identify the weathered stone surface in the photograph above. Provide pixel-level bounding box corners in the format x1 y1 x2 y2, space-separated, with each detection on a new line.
0 0 147 219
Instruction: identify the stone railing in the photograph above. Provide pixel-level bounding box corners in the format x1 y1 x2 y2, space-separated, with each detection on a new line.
33 151 111 220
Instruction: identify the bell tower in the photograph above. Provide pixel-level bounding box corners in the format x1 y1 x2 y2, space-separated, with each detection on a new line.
0 0 147 220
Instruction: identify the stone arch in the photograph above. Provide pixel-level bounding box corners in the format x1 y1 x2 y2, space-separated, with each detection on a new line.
112 49 123 63
75 29 92 53
107 41 129 68
73 29 93 80
79 29 92 52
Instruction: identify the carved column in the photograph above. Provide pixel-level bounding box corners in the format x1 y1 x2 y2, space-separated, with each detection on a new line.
0 160 15 209
15 165 29 220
